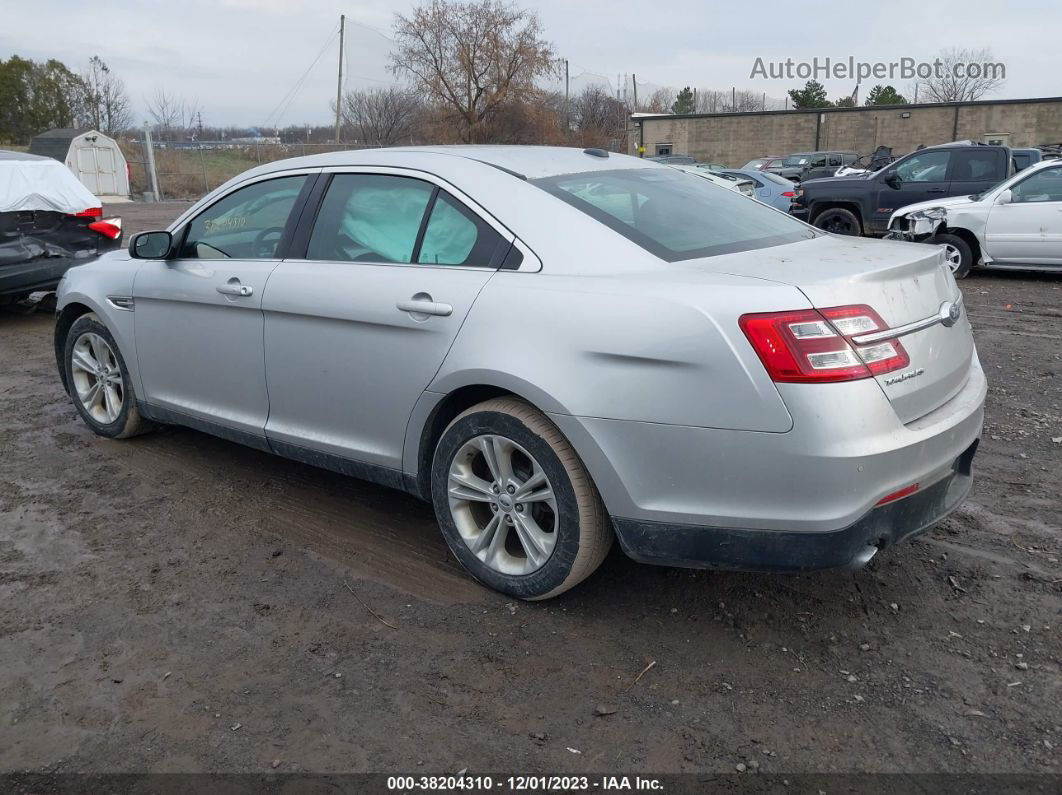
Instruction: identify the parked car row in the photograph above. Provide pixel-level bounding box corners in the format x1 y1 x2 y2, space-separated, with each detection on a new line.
51 145 985 600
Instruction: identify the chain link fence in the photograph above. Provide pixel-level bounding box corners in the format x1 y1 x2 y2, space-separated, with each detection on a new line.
119 139 381 201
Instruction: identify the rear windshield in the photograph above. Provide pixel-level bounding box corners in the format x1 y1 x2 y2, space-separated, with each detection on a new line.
531 168 816 262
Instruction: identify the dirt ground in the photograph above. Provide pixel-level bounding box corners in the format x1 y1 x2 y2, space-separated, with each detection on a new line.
0 202 1059 778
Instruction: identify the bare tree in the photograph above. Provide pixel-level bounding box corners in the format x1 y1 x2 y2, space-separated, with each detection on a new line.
81 56 132 135
642 87 674 113
146 88 203 141
571 84 624 146
339 87 423 146
146 88 181 140
912 47 1005 103
390 0 558 142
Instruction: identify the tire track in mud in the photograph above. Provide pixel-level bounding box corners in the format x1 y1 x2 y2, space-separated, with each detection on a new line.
100 428 484 604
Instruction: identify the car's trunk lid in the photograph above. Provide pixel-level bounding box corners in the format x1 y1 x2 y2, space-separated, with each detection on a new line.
683 234 975 424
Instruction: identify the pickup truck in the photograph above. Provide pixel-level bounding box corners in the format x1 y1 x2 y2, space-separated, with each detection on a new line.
790 143 1014 236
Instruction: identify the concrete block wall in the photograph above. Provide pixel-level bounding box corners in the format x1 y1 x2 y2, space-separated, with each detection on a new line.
630 97 1062 166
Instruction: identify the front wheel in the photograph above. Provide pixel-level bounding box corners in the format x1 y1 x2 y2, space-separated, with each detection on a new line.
930 233 974 279
431 397 612 600
813 207 862 236
63 313 152 439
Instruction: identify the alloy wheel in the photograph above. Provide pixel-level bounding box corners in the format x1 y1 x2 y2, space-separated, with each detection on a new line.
70 332 124 424
447 434 558 575
943 243 963 273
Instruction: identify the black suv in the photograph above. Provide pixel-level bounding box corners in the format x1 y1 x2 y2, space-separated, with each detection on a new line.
769 151 859 182
790 143 1013 236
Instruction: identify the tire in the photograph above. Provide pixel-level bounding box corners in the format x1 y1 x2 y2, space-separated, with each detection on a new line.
930 233 974 279
63 313 152 439
431 397 612 600
813 207 862 236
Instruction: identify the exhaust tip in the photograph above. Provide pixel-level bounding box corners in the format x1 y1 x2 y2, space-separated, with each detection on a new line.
849 545 879 569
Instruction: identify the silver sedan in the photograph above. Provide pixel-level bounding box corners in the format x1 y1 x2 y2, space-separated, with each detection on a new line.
54 146 985 599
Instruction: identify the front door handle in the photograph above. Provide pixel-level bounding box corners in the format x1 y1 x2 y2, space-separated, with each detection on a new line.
397 298 453 317
926 188 947 194
217 283 253 297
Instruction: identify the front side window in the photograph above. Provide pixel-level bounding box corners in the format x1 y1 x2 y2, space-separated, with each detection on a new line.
180 175 307 259
809 154 827 168
894 151 950 182
1011 167 1062 203
828 154 842 167
533 168 816 262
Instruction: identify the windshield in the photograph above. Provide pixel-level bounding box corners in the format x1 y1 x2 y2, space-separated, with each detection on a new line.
783 155 810 166
531 168 817 262
742 159 766 169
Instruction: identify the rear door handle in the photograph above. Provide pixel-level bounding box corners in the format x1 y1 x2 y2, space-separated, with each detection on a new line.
926 188 947 194
217 283 253 297
397 299 453 317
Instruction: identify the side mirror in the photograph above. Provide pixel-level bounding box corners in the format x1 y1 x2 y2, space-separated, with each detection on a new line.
130 230 173 259
883 169 901 188
996 189 1013 205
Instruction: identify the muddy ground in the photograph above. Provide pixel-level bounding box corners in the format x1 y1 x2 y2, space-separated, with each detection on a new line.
0 202 1059 777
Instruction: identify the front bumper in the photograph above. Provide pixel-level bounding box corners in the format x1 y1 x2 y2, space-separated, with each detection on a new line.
612 439 976 571
0 256 83 297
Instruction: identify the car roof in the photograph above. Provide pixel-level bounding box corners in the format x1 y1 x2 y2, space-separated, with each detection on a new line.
0 149 51 163
243 145 660 182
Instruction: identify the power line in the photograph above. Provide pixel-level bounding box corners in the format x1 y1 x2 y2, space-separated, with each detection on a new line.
264 23 340 129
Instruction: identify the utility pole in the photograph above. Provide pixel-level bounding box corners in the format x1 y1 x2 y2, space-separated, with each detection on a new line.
616 73 620 100
632 73 638 111
564 59 570 132
334 14 345 145
693 87 697 112
731 86 736 112
142 124 160 202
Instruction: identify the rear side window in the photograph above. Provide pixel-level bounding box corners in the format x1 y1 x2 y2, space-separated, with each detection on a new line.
307 174 433 263
951 150 1000 182
417 192 506 266
306 173 506 267
180 175 307 259
828 154 842 167
532 168 816 262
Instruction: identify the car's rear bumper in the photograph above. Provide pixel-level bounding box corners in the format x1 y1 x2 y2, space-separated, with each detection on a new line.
0 257 82 297
611 439 976 571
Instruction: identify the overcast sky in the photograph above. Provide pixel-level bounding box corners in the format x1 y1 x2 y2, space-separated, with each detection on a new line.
2 0 1059 128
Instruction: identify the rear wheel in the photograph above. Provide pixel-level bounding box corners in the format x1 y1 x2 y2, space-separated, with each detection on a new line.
813 207 862 236
930 233 974 279
64 313 152 439
431 397 612 600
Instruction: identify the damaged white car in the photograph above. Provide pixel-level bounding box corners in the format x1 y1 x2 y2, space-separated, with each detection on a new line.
886 159 1062 278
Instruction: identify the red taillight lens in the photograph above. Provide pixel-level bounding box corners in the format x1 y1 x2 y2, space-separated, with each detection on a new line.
72 207 103 218
781 191 796 198
739 304 909 383
88 218 122 240
876 483 919 505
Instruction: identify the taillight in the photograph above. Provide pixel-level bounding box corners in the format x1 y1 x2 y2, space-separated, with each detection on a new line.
781 191 796 198
739 304 909 383
88 218 122 240
72 207 103 218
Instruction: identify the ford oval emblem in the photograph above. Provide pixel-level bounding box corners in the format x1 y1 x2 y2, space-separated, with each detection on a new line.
940 300 961 327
